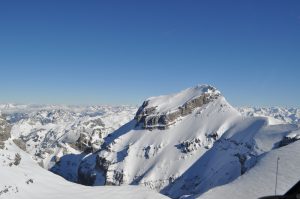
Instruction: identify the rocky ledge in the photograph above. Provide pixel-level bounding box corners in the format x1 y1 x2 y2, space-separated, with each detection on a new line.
135 85 221 130
0 116 11 149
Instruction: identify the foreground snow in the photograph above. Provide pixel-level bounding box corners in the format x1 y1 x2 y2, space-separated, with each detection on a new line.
198 140 300 199
0 140 168 199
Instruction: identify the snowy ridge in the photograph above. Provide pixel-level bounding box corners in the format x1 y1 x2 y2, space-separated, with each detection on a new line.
0 105 137 176
238 107 300 125
94 85 300 198
145 85 220 114
135 85 222 130
97 85 243 194
1 85 300 199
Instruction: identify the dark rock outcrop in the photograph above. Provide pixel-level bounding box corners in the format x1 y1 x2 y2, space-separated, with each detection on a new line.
74 133 93 153
135 87 220 130
0 116 11 149
12 139 26 151
278 135 300 148
177 138 202 153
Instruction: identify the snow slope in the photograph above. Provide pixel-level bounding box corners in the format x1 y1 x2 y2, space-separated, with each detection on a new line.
96 85 243 193
167 118 299 198
0 140 168 199
0 105 137 185
94 85 300 198
198 138 300 199
4 106 137 167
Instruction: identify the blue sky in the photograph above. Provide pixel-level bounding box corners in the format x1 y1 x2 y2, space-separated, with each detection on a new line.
0 0 299 106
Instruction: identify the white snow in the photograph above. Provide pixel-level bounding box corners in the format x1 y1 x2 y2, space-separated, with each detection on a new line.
146 85 220 114
0 140 169 199
197 140 300 199
99 85 243 194
238 107 300 125
1 85 300 199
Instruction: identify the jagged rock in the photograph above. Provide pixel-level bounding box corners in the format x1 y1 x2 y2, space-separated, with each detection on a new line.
143 144 163 159
135 86 221 130
12 139 26 151
74 133 93 153
26 179 34 184
234 153 247 175
13 153 21 165
96 155 111 172
84 118 105 128
177 133 219 153
177 138 202 153
106 170 124 185
278 134 300 148
0 117 11 149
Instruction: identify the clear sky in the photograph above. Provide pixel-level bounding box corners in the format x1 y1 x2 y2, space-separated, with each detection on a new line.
0 0 299 107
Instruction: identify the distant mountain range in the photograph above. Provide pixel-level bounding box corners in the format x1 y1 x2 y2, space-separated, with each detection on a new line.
0 85 299 199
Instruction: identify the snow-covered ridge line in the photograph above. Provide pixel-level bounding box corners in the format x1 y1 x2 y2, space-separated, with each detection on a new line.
0 103 138 114
238 107 300 124
1 103 299 125
0 105 138 175
144 85 220 114
135 85 222 130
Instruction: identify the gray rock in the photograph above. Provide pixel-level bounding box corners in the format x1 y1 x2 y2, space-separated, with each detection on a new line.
135 90 220 130
278 135 300 148
0 116 11 149
12 139 26 151
105 170 124 186
13 153 21 166
74 133 93 153
177 138 202 153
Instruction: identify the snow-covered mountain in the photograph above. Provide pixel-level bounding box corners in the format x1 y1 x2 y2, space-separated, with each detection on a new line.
1 85 300 199
238 107 300 125
85 85 299 199
0 117 168 199
0 105 137 183
95 85 241 190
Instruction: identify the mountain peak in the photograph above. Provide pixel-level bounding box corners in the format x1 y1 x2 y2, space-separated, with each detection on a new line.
135 84 222 130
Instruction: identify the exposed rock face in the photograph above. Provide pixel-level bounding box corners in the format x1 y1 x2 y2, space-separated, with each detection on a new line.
13 153 21 166
97 155 112 172
135 86 221 130
0 116 11 149
12 139 26 151
278 134 300 148
95 155 124 185
143 144 163 159
177 133 219 153
234 153 248 175
106 170 124 185
74 133 93 153
177 138 202 153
